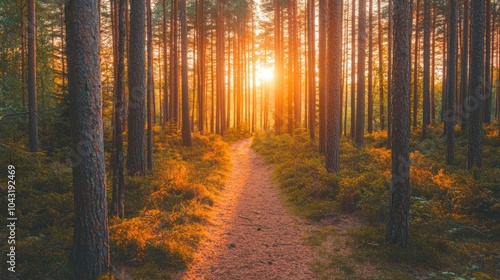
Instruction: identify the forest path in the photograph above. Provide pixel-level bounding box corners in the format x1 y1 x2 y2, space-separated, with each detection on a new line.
180 138 316 280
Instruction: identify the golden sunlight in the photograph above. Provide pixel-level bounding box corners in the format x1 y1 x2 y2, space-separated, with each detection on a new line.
257 66 274 82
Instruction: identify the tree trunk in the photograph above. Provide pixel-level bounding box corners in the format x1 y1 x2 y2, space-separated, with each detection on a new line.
146 0 154 170
466 0 484 169
387 0 393 148
413 0 420 129
422 0 430 137
307 0 315 141
367 0 373 134
484 0 492 124
197 0 205 135
377 0 384 131
163 0 169 124
171 0 179 126
386 0 411 248
127 0 146 176
112 0 126 219
216 0 225 135
351 0 356 138
65 0 110 277
445 0 457 165
319 0 326 152
325 0 342 173
28 0 38 152
180 0 191 146
355 0 366 147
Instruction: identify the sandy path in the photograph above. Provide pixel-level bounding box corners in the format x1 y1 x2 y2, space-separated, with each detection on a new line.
180 138 316 280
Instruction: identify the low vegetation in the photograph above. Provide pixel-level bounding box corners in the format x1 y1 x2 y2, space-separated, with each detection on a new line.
2 127 230 279
252 125 500 279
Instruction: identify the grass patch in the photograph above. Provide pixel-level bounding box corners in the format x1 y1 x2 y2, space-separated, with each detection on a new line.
1 128 230 279
253 127 500 279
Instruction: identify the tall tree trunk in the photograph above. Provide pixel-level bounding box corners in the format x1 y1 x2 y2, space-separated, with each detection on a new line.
386 0 411 248
216 0 225 134
367 0 373 133
377 0 384 131
484 0 492 124
319 0 327 152
431 2 436 123
171 0 179 126
422 0 430 137
355 0 366 147
413 0 420 129
387 0 393 148
65 0 110 277
180 0 191 146
325 0 342 173
28 0 38 152
275 0 283 134
197 0 205 135
445 0 457 165
146 0 154 170
307 0 315 141
467 0 484 169
112 0 126 218
351 0 356 138
127 0 146 176
163 0 169 124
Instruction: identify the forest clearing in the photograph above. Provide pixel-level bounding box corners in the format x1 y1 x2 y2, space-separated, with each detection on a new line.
1 0 500 279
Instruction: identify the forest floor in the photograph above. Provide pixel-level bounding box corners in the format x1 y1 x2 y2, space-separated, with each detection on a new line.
178 138 317 280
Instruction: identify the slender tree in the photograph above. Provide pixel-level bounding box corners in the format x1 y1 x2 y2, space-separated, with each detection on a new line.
386 0 411 248
127 0 146 175
484 0 492 124
307 0 315 141
413 0 420 129
319 0 327 152
28 0 38 152
355 0 366 147
163 0 169 124
387 0 393 147
367 0 373 133
467 0 485 169
422 0 430 138
197 0 205 134
377 0 384 130
445 0 457 165
351 0 356 138
460 0 469 130
146 0 154 170
325 0 342 173
112 0 126 218
65 0 109 276
180 0 192 146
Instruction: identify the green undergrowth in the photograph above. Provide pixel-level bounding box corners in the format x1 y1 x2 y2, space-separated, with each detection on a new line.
1 128 230 279
252 126 500 279
221 124 253 143
108 130 230 278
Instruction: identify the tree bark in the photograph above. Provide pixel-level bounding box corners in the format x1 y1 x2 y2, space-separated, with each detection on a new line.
445 0 457 165
65 0 110 277
307 0 315 141
367 0 373 133
146 0 154 170
355 0 366 147
422 0 430 137
466 0 484 169
28 0 38 152
386 0 411 248
180 0 192 146
112 0 126 218
127 0 146 176
325 0 342 173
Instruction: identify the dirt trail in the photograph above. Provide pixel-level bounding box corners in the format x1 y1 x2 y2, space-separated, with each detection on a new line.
181 138 316 280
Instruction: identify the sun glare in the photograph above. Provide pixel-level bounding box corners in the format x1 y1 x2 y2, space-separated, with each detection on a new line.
257 67 274 82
